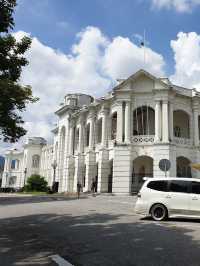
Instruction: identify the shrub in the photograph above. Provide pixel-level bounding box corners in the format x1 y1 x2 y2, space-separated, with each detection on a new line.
24 174 48 192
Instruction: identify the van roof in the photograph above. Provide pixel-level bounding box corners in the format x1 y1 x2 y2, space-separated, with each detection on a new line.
143 177 200 182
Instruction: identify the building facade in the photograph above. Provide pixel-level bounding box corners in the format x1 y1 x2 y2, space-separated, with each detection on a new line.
2 69 200 193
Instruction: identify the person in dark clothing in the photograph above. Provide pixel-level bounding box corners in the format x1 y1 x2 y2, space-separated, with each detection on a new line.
94 176 98 193
77 181 82 199
91 179 95 196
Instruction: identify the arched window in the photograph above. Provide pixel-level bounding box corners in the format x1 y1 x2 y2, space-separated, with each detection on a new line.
133 106 155 135
11 160 16 169
9 176 17 186
111 112 117 140
173 110 190 138
176 156 192 177
32 155 40 168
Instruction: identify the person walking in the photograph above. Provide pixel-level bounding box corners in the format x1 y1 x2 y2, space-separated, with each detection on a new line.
91 179 95 196
77 181 82 199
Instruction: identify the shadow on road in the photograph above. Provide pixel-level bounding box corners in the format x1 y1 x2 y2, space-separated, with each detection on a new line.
0 195 88 206
0 211 200 265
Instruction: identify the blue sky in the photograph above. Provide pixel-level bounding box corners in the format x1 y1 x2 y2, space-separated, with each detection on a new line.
14 0 200 76
1 0 200 154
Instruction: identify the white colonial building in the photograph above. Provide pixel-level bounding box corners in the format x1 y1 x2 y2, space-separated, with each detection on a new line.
2 69 200 193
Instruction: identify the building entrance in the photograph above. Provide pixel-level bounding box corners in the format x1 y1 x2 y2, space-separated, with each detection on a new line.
131 156 153 193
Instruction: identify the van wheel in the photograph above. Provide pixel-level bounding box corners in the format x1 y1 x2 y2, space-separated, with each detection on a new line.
150 204 168 221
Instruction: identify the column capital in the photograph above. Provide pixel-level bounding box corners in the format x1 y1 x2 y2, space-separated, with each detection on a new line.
69 119 76 128
154 98 161 103
78 115 85 126
88 111 96 121
100 107 109 117
162 99 169 104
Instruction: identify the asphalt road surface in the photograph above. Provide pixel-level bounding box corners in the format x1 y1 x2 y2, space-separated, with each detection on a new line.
1 193 200 266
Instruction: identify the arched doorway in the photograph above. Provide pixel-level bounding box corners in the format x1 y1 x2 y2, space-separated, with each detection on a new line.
108 160 113 193
132 156 153 193
177 156 192 177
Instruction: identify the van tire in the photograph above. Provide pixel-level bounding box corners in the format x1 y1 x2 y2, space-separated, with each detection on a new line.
150 204 168 221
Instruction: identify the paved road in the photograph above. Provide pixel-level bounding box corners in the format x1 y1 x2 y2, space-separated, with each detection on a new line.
0 194 200 266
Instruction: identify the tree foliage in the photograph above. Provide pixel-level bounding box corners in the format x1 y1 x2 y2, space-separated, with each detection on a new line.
0 0 38 142
24 174 48 192
0 0 16 32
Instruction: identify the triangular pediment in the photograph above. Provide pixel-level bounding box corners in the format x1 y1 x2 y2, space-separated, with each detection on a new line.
114 69 169 93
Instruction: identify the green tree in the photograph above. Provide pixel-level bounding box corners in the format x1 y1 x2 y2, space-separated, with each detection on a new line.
24 174 48 192
0 0 38 142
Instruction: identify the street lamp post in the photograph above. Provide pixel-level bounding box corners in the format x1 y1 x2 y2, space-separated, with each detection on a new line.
24 168 27 187
51 160 57 191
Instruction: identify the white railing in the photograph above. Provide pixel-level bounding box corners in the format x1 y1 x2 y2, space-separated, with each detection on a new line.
173 137 193 146
132 135 155 145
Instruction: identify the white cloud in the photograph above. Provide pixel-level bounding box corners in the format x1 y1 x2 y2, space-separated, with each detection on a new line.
151 0 200 12
4 27 200 156
0 26 165 153
103 36 164 79
170 32 200 89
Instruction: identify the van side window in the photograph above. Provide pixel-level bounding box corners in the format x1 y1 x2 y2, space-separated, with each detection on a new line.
169 180 189 193
191 182 200 194
147 181 168 192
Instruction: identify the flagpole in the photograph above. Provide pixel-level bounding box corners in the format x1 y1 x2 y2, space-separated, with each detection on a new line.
143 29 146 66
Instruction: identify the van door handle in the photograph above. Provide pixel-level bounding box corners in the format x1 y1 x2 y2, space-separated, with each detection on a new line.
166 195 171 199
192 197 198 200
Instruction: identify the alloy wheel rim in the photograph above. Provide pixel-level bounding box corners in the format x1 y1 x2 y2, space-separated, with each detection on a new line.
154 207 164 219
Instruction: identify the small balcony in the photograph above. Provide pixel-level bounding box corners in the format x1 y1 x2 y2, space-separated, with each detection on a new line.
131 135 155 145
173 137 193 146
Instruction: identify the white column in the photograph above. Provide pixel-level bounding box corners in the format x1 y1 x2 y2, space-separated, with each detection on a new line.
89 116 95 150
162 100 169 143
116 102 123 143
169 101 174 142
155 100 161 142
4 157 9 171
101 109 108 147
7 156 11 172
193 107 199 147
69 124 75 155
78 121 84 153
125 101 131 143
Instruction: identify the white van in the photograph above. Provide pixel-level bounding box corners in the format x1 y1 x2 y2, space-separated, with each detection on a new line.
135 177 200 221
